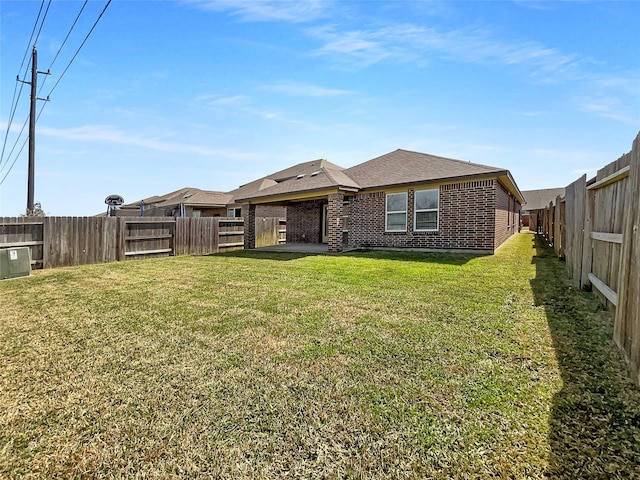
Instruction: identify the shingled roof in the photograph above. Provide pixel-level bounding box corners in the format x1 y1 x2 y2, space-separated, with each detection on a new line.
237 149 523 203
344 149 507 189
227 177 278 204
237 166 359 201
122 187 232 209
521 188 565 210
265 159 344 182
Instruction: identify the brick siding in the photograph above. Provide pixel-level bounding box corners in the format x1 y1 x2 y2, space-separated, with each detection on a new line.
327 193 344 252
347 180 500 251
256 205 286 218
286 200 324 243
494 182 521 250
243 203 256 249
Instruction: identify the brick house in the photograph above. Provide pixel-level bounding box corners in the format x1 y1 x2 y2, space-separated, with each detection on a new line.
117 187 233 217
238 149 524 253
520 187 565 231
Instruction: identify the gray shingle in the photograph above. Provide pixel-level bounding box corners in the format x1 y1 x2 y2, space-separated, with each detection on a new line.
521 188 565 210
344 149 506 189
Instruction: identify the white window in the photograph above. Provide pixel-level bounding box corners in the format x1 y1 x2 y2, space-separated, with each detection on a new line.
386 192 407 231
414 189 439 231
227 207 242 217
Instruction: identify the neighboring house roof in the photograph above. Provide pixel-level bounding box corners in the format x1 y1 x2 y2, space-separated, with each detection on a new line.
237 149 524 204
122 187 232 209
521 188 565 211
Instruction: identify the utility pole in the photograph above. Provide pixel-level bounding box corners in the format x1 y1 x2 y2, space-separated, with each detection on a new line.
18 46 49 214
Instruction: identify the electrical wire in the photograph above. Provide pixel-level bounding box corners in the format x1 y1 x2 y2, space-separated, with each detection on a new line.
32 0 52 51
37 0 89 97
43 0 112 100
0 113 30 179
0 0 112 186
0 0 47 170
0 117 29 186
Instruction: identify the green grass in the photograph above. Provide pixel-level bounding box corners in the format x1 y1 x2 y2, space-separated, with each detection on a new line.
1 232 639 478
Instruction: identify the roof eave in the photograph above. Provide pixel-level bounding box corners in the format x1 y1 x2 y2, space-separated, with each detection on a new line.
359 171 506 191
496 171 526 204
238 185 355 204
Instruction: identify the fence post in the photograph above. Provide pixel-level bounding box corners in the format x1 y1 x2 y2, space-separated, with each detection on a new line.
614 132 640 385
117 217 126 262
580 188 595 289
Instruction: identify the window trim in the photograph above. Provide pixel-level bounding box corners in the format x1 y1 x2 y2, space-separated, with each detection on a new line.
385 192 408 232
413 188 439 232
227 207 242 218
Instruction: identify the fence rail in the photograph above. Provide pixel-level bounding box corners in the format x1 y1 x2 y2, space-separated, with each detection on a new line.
0 216 284 270
538 132 640 386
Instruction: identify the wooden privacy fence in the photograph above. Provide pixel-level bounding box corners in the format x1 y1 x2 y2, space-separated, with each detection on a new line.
539 132 640 385
0 216 284 270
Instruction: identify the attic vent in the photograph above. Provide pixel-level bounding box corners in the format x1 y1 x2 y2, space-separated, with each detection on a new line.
310 171 320 177
296 174 305 179
183 194 193 199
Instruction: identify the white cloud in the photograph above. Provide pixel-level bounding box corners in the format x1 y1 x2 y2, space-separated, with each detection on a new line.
580 97 639 125
262 82 352 97
38 124 256 159
307 23 581 78
198 94 251 107
183 0 331 23
518 110 546 117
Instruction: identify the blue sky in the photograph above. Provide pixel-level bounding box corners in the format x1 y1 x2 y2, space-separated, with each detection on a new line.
1 0 638 216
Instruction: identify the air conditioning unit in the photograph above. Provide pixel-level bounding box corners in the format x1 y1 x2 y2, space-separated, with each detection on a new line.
0 247 31 280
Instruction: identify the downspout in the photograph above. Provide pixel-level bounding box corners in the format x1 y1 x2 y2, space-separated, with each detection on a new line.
140 200 144 217
180 203 186 218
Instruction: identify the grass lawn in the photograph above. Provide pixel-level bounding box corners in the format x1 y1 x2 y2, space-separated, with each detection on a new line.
1 232 639 478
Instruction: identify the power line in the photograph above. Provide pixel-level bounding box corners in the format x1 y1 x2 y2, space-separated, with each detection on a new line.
43 0 112 100
0 0 47 170
37 0 89 98
0 0 112 187
17 0 46 78
0 113 30 179
0 128 29 188
32 0 52 52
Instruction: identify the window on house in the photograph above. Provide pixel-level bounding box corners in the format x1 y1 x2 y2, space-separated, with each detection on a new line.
227 207 242 217
386 192 407 231
414 188 439 231
191 210 201 218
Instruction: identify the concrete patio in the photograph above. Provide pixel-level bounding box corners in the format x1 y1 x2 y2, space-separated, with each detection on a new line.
254 243 329 254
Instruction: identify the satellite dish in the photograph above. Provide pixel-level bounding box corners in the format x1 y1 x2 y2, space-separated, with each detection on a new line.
105 194 124 206
105 194 124 217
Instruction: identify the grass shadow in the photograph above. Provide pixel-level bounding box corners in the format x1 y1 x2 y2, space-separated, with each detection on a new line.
211 247 485 266
529 234 640 477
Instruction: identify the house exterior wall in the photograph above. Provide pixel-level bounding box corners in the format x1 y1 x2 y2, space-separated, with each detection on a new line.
347 180 498 251
243 204 257 249
327 193 344 252
226 204 286 218
494 182 521 250
257 205 286 218
286 200 324 243
187 206 227 217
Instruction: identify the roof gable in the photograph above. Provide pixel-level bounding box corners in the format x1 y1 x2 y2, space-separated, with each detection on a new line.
522 188 565 210
266 159 344 182
237 166 359 201
228 177 278 203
